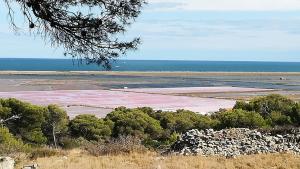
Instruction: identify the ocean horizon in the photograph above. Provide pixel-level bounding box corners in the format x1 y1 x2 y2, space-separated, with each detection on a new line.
0 58 299 72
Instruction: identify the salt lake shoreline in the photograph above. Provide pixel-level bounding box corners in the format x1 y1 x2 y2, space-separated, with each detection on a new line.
0 71 298 116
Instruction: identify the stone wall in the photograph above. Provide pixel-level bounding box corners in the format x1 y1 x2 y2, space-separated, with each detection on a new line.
169 128 300 158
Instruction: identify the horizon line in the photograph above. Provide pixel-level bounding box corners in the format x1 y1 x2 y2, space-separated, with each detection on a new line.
0 57 299 63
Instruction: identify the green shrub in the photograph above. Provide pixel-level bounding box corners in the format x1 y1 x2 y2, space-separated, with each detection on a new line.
135 107 156 116
105 107 163 139
233 101 252 111
144 131 180 149
59 137 87 149
0 105 12 119
148 109 218 133
133 108 218 147
0 127 30 155
70 115 113 141
266 111 292 126
291 103 300 125
234 94 295 117
233 94 300 126
216 109 267 129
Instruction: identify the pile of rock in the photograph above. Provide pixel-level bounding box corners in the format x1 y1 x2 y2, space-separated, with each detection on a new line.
169 128 300 157
0 157 15 169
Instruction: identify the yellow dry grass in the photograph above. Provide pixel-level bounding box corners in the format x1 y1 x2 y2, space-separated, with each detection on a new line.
17 150 300 169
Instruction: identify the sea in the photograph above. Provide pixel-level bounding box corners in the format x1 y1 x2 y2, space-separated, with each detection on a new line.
0 58 299 72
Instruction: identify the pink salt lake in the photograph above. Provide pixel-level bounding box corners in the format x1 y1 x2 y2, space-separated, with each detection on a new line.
0 87 272 117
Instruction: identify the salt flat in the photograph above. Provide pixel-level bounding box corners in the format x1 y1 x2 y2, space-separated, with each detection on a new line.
0 88 241 117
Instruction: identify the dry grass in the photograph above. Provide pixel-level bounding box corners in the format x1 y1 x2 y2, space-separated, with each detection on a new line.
17 150 300 169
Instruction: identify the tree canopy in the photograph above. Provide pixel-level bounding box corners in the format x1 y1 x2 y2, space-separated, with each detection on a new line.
70 114 113 141
4 0 146 69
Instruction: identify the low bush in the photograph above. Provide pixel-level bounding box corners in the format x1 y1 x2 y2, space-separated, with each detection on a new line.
216 109 267 129
291 103 300 125
29 148 64 160
69 115 113 141
59 137 87 150
143 131 180 149
84 136 147 156
234 94 295 116
105 107 163 139
0 127 30 155
266 111 292 126
148 109 218 133
233 94 300 126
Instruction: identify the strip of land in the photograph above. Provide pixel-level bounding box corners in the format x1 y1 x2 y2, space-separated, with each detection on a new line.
113 86 273 94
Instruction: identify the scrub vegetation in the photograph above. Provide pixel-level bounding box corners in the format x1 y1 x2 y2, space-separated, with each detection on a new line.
0 94 299 167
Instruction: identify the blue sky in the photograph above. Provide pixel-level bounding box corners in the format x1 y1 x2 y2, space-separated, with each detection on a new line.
1 0 300 61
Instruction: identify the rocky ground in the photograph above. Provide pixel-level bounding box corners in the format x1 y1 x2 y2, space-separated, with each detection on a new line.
169 128 300 158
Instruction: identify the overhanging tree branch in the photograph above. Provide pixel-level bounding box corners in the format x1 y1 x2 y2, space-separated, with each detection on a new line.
3 0 146 69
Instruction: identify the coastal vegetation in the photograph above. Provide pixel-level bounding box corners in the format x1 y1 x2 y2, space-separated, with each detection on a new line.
0 94 300 160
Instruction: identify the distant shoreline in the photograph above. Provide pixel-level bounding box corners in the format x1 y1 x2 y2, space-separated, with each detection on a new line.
0 70 299 101
0 59 299 72
0 71 299 76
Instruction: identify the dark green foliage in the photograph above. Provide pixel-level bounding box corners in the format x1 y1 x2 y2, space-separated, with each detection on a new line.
233 101 252 111
136 107 156 116
234 94 295 117
0 105 11 119
132 108 218 147
216 109 267 129
265 111 292 126
148 109 218 133
0 99 47 144
0 94 299 153
0 127 30 154
5 0 146 69
59 137 87 149
69 115 113 141
105 107 163 139
291 103 300 124
233 94 300 126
